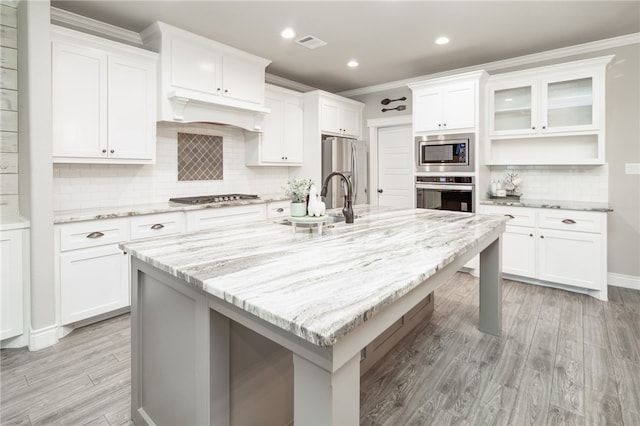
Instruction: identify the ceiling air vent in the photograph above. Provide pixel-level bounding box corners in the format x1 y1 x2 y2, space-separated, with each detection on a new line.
295 35 327 50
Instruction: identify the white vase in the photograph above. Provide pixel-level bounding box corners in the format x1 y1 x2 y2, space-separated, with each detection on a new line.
290 202 307 217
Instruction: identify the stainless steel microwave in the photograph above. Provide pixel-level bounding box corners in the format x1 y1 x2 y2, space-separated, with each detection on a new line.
415 133 474 172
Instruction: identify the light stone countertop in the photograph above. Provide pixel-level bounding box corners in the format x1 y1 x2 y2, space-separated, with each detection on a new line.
480 198 612 212
0 214 30 231
121 205 508 347
53 193 289 224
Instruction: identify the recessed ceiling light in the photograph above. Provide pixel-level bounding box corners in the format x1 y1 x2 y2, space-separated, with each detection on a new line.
435 36 450 45
347 60 359 68
281 27 296 39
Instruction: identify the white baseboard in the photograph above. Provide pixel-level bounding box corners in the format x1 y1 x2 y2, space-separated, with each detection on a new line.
29 324 58 351
608 272 640 291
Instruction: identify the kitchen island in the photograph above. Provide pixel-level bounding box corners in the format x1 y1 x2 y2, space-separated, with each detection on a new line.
122 206 508 425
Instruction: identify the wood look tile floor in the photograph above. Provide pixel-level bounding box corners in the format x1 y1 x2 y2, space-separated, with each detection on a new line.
2 274 639 425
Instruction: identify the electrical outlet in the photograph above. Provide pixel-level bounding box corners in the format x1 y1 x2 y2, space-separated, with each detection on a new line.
625 163 640 175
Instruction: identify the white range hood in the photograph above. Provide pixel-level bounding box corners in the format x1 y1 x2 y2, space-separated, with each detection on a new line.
141 22 271 132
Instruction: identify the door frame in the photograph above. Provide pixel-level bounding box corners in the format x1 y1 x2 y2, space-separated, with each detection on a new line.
367 114 412 206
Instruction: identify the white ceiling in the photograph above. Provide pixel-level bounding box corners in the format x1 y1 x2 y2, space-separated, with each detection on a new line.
51 1 640 93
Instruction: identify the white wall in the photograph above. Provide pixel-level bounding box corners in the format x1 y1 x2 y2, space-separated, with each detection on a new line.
53 123 291 211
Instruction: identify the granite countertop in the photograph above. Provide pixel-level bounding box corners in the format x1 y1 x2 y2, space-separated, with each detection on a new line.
480 198 612 212
53 193 289 224
121 205 508 347
0 214 30 231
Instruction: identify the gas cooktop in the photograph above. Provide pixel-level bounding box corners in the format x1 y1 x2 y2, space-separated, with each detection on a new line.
169 194 260 205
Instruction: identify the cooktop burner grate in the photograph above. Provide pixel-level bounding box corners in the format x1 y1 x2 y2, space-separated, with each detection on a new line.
169 194 260 205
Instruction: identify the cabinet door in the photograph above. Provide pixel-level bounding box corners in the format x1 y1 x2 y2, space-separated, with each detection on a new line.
261 94 285 162
537 229 602 290
541 74 597 133
222 54 265 104
320 99 342 135
107 54 156 160
340 103 361 138
282 97 304 163
442 82 475 130
52 40 107 158
170 37 221 95
502 226 536 278
60 244 129 325
488 81 537 136
413 88 443 132
1 230 23 340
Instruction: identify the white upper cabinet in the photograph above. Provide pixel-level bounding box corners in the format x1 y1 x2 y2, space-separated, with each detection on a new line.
246 85 304 166
409 71 487 134
319 95 363 139
141 22 271 131
51 26 157 164
484 56 613 165
488 71 601 137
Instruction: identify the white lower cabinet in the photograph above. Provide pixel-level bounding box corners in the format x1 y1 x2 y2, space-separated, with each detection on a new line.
480 204 607 299
57 219 130 326
1 228 27 341
60 244 129 325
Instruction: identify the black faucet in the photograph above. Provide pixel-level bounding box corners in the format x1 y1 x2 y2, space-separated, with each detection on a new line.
320 172 354 223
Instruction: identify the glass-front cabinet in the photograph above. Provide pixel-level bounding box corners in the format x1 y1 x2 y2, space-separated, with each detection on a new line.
543 76 596 132
484 55 612 165
489 72 599 137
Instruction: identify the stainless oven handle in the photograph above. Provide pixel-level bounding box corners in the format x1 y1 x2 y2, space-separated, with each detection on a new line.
416 184 474 191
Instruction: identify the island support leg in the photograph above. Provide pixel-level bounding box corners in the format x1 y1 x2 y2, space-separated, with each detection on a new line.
479 236 502 335
293 353 360 425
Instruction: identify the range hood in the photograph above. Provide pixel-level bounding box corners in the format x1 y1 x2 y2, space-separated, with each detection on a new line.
141 22 271 132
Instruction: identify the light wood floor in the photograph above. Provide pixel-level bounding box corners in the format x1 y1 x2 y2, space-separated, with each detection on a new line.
2 274 639 425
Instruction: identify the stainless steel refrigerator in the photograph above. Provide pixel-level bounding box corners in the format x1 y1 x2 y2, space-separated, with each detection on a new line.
321 135 368 209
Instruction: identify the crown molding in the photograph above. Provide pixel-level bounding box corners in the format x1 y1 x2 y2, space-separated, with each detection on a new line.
265 73 316 93
339 32 640 97
50 7 143 46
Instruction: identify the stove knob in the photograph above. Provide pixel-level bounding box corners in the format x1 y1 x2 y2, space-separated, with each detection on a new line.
214 197 220 202
223 196 229 201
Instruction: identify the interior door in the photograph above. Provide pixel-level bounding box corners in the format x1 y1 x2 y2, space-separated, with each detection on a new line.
376 125 413 208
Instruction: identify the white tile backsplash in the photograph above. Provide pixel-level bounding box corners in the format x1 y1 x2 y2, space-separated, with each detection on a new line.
489 165 609 202
53 124 292 211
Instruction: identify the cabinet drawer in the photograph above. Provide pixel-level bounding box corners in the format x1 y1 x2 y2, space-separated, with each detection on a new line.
59 219 129 251
266 201 290 219
130 212 185 240
537 210 603 234
481 205 536 227
186 204 267 231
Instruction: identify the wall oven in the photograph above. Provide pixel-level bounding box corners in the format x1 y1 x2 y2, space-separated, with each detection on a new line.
415 133 474 173
416 176 475 213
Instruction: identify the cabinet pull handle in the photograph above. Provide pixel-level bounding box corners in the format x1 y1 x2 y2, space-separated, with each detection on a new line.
562 219 576 224
276 208 284 213
86 231 104 239
505 214 515 219
150 223 165 230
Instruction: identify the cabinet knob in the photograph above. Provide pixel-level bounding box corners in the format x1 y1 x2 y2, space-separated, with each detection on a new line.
377 189 383 193
217 88 221 92
561 219 576 224
529 233 533 237
102 149 107 154
443 123 447 127
542 126 547 130
150 223 165 230
224 89 228 93
438 124 442 127
540 235 545 239
532 126 536 130
110 149 115 154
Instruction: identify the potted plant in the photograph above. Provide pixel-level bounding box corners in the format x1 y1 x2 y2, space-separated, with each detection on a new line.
283 178 313 217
